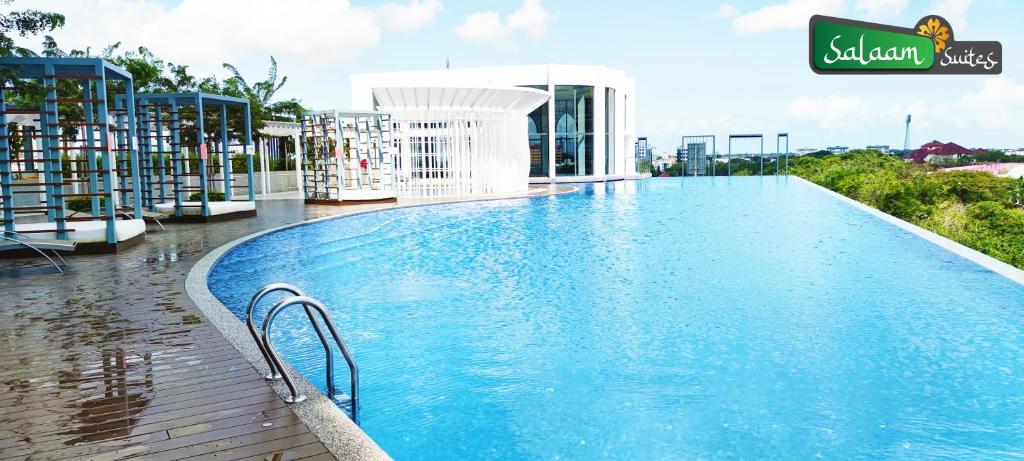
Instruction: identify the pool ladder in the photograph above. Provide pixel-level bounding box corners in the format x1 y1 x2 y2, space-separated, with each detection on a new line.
246 283 359 423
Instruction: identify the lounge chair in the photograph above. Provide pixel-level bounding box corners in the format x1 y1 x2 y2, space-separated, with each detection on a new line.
67 209 166 231
0 231 76 273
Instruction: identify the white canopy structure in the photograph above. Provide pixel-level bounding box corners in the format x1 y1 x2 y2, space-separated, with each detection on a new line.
262 120 302 197
371 86 549 197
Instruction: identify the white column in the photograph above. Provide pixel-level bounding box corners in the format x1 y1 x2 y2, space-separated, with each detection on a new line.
594 85 606 179
546 83 556 180
260 138 269 197
293 131 301 193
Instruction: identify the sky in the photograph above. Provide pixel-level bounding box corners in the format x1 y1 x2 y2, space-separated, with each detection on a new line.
10 0 1024 153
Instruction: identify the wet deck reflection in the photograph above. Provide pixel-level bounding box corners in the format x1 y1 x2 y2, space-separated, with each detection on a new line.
0 199 357 461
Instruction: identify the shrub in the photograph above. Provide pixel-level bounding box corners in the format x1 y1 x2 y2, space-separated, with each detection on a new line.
189 191 226 202
65 197 106 213
932 170 1013 205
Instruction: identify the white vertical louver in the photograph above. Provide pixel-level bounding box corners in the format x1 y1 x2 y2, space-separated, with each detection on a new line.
371 87 549 198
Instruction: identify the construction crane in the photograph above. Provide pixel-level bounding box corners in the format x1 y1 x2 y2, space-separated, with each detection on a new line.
903 114 912 152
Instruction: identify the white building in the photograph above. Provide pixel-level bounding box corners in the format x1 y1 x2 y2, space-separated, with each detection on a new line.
371 87 548 197
352 65 638 186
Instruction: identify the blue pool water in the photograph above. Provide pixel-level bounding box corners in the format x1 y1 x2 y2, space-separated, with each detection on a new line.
210 178 1024 460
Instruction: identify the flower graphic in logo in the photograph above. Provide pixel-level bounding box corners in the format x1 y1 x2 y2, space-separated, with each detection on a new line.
917 17 950 53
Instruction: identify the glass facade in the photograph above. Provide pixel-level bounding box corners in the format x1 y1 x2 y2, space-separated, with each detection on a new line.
554 85 594 176
605 88 615 175
522 85 549 177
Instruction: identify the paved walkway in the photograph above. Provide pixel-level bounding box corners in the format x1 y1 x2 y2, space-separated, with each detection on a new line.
0 198 389 461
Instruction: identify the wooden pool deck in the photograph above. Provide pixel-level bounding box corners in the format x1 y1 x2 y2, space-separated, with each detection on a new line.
0 198 383 461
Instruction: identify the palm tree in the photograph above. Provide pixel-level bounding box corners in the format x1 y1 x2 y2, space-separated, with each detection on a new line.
223 56 288 111
222 56 305 153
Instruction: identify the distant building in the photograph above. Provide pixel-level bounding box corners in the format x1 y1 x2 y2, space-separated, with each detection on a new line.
827 146 849 154
795 148 818 156
1004 148 1024 156
635 137 653 173
908 140 973 164
654 150 676 171
682 141 710 175
940 163 1024 179
866 145 891 154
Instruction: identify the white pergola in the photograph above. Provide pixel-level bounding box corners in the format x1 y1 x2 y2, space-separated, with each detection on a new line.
371 86 549 197
260 120 302 197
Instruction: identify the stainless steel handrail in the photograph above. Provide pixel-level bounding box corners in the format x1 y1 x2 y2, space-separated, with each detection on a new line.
262 295 360 422
245 284 309 379
245 283 331 380
0 232 69 273
3 230 71 266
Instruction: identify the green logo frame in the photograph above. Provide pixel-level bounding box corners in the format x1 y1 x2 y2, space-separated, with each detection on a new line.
809 15 1002 75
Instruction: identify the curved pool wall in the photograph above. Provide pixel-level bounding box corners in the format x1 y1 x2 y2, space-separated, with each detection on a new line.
209 177 1024 460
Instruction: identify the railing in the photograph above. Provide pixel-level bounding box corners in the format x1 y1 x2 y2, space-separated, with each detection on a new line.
246 284 359 422
1 230 71 273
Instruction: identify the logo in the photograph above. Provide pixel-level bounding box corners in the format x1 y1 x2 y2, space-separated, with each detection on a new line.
810 15 1002 74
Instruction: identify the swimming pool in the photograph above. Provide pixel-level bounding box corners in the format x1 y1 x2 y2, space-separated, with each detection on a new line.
209 177 1024 460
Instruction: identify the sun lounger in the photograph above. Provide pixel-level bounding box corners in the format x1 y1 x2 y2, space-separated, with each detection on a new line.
0 231 77 273
67 209 165 231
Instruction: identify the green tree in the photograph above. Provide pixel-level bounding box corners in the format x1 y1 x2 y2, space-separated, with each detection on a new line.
932 170 1012 205
0 2 65 111
221 57 306 153
0 1 64 57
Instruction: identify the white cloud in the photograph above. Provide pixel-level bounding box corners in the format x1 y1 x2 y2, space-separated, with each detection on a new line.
455 0 553 48
931 0 974 31
11 0 439 76
507 0 553 40
854 0 909 19
455 12 508 45
789 78 1024 145
732 0 845 34
716 4 739 18
789 95 872 130
379 0 443 32
953 77 1024 130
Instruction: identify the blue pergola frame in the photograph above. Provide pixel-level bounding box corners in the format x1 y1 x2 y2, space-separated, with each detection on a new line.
0 57 140 245
125 92 253 218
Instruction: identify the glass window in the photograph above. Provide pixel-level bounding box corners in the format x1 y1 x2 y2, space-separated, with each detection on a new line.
554 85 594 176
528 113 549 177
605 88 615 175
521 85 549 177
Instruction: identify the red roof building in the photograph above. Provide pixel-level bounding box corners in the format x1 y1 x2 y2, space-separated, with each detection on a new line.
909 141 974 164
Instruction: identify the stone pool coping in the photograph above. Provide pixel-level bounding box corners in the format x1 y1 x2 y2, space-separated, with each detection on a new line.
184 186 578 461
794 175 1024 286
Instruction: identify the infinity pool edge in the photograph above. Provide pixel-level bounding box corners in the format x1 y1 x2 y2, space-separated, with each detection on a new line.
792 175 1024 286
